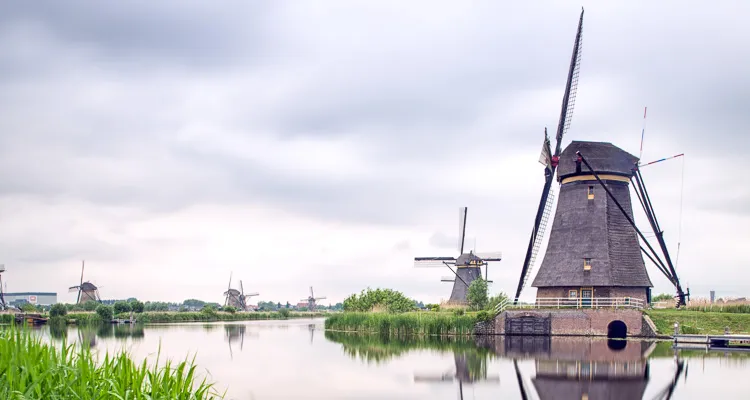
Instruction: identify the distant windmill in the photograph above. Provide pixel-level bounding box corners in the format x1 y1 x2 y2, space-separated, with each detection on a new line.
302 286 326 312
68 261 101 304
414 207 502 304
223 273 259 312
0 264 6 310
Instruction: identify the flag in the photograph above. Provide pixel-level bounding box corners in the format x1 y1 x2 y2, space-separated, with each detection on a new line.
538 129 553 171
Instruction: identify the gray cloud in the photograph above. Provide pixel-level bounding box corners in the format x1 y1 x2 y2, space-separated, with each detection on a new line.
0 1 747 301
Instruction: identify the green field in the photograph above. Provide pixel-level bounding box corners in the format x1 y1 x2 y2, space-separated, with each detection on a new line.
646 309 750 335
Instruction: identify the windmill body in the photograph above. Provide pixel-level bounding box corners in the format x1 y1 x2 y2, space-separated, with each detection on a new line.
302 286 326 312
223 275 259 312
68 261 101 304
531 141 653 306
414 207 502 305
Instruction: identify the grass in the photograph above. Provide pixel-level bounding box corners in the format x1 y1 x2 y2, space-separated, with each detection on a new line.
646 309 750 335
325 312 479 336
0 328 224 399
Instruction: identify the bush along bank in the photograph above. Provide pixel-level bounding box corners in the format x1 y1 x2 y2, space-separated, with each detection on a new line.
325 312 484 336
0 328 224 400
61 309 325 324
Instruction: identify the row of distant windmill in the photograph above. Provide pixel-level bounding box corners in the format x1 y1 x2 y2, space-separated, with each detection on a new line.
67 262 327 312
416 8 689 308
222 272 327 312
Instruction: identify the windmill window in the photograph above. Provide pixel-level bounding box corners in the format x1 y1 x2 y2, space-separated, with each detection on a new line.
583 258 592 271
569 290 578 299
587 186 594 200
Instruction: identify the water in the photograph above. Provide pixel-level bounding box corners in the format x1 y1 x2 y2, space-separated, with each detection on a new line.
38 318 748 399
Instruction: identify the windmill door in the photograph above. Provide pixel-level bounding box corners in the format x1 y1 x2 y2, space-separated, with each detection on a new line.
580 288 592 308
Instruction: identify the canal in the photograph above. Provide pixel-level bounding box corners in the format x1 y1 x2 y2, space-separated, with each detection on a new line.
39 318 748 399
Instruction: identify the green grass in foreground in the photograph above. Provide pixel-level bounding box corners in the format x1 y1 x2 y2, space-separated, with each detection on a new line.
646 309 750 335
325 312 478 336
0 328 224 400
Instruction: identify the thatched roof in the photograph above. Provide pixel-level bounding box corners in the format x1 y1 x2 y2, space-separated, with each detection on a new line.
557 141 639 181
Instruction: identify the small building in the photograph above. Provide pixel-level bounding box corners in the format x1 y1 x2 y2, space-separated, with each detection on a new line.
4 292 58 306
532 141 653 305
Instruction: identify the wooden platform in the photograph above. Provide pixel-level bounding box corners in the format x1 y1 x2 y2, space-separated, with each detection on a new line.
673 334 750 350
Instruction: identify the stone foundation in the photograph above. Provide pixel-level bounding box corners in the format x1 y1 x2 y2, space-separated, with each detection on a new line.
475 309 655 337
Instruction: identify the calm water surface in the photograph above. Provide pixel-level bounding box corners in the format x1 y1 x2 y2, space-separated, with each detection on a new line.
38 318 747 399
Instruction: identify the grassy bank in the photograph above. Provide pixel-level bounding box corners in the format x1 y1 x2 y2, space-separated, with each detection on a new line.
0 328 223 399
646 309 750 335
325 312 479 336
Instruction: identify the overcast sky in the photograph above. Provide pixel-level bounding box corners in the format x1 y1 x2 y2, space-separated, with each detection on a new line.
1 1 747 305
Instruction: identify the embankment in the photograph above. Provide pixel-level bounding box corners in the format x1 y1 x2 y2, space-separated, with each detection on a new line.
646 309 750 335
62 311 325 324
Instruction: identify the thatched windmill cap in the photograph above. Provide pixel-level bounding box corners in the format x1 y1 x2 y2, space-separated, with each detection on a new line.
557 141 639 181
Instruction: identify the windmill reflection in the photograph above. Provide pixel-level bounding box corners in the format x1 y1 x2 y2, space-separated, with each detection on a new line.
414 350 500 400
494 337 686 400
225 324 259 359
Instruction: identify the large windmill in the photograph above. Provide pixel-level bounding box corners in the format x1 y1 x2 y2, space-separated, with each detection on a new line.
68 261 101 304
414 207 502 305
302 286 326 312
223 273 259 312
512 8 689 307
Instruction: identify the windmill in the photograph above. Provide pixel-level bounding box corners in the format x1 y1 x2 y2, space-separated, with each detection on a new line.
511 8 688 307
414 351 500 400
223 273 259 312
414 207 502 305
0 264 6 310
68 261 101 304
302 286 326 312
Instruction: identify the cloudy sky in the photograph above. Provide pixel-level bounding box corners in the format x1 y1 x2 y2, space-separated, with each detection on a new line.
1 1 747 305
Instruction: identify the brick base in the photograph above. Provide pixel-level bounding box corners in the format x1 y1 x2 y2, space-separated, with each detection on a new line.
488 309 653 337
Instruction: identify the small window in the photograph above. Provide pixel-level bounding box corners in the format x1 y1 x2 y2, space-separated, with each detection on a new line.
569 290 578 299
624 297 631 305
587 185 594 200
583 258 592 271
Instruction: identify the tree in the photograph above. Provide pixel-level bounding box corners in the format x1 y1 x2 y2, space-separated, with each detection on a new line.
286 302 291 309
96 305 114 321
223 306 237 314
129 300 145 313
20 303 38 313
113 301 132 314
50 303 68 318
467 278 489 311
83 301 99 311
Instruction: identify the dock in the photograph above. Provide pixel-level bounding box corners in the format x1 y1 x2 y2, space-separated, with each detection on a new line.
673 333 750 351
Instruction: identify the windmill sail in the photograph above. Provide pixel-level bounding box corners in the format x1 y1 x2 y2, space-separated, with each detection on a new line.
538 130 553 171
513 9 584 303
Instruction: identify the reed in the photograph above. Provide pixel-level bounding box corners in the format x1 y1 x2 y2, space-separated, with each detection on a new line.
325 312 478 336
0 328 223 399
136 311 324 323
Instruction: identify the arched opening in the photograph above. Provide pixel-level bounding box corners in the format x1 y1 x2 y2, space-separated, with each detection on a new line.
607 320 627 339
607 339 627 351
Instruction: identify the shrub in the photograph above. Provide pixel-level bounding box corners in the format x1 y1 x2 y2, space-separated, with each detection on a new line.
202 305 218 315
342 288 417 313
476 311 493 322
49 303 68 318
278 308 290 319
486 292 510 312
96 305 114 321
83 301 99 312
222 306 237 314
20 303 37 313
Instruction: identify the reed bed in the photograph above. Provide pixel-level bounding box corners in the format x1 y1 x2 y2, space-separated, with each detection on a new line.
137 311 324 323
0 328 224 399
325 312 478 336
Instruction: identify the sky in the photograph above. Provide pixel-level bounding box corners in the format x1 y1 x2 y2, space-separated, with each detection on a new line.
0 1 748 305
